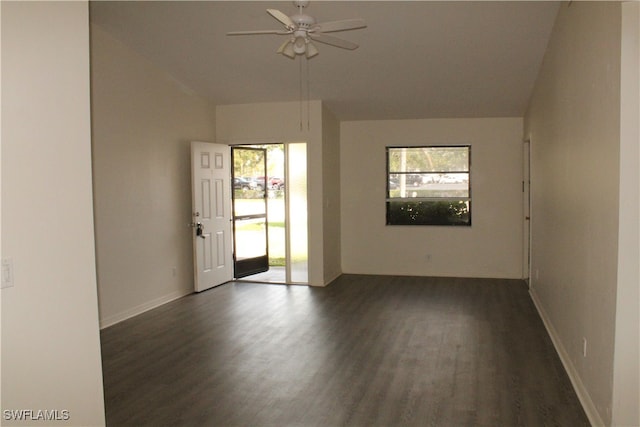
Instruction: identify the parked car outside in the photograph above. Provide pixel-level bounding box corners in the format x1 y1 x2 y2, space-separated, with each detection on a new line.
406 174 423 186
268 177 284 190
389 174 422 187
388 176 399 190
439 174 467 183
233 177 252 190
249 176 267 191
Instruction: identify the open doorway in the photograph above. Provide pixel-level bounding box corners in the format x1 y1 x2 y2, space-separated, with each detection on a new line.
231 146 269 278
231 143 308 284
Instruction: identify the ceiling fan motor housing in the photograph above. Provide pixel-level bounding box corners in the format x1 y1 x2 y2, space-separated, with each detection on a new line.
293 0 310 9
292 13 316 30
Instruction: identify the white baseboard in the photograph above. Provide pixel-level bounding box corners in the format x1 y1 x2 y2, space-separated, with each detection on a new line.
529 288 605 427
323 271 343 286
99 289 192 329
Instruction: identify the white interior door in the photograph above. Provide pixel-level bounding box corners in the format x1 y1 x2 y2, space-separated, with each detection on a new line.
191 141 233 292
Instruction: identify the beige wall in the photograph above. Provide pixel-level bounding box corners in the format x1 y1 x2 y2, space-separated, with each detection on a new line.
216 101 336 287
524 2 624 425
340 118 524 279
321 105 342 284
1 2 105 425
90 25 217 327
0 0 3 414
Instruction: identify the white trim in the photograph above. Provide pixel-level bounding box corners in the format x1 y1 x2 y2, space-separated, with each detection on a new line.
529 288 604 427
612 3 640 425
99 289 191 329
322 271 342 287
522 138 531 282
284 143 292 284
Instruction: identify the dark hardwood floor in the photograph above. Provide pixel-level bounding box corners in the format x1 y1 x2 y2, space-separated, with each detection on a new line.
100 275 589 426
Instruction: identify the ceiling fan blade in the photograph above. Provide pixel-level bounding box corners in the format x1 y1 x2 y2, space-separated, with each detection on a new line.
309 33 359 50
314 18 366 33
227 30 290 36
267 9 296 30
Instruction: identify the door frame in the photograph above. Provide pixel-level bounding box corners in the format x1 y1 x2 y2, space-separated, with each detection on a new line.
523 138 531 284
229 142 309 285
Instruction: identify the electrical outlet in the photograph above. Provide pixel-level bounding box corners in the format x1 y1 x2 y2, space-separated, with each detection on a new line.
1 258 14 289
582 338 587 357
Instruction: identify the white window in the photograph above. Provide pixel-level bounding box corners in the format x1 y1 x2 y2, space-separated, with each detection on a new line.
386 146 471 226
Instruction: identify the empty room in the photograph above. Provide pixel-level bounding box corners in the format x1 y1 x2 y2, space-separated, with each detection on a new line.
1 1 638 426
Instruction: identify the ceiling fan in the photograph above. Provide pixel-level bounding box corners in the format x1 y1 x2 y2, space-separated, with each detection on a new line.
227 0 366 59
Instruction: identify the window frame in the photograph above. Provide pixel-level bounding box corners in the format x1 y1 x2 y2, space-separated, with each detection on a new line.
385 145 472 226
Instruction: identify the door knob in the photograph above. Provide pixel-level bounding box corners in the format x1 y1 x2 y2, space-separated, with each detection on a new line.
195 222 206 239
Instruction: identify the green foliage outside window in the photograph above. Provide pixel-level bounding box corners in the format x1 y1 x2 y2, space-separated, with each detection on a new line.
388 146 469 172
386 200 470 226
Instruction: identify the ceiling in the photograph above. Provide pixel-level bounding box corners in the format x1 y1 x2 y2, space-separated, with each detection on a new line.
89 1 560 121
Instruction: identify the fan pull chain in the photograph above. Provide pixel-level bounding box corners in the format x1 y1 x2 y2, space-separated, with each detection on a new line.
306 57 311 131
298 57 311 132
299 57 303 132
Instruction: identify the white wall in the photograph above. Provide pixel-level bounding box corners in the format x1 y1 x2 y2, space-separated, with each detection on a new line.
1 2 105 425
90 25 217 327
612 3 640 426
216 101 336 287
340 118 524 279
524 2 623 425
